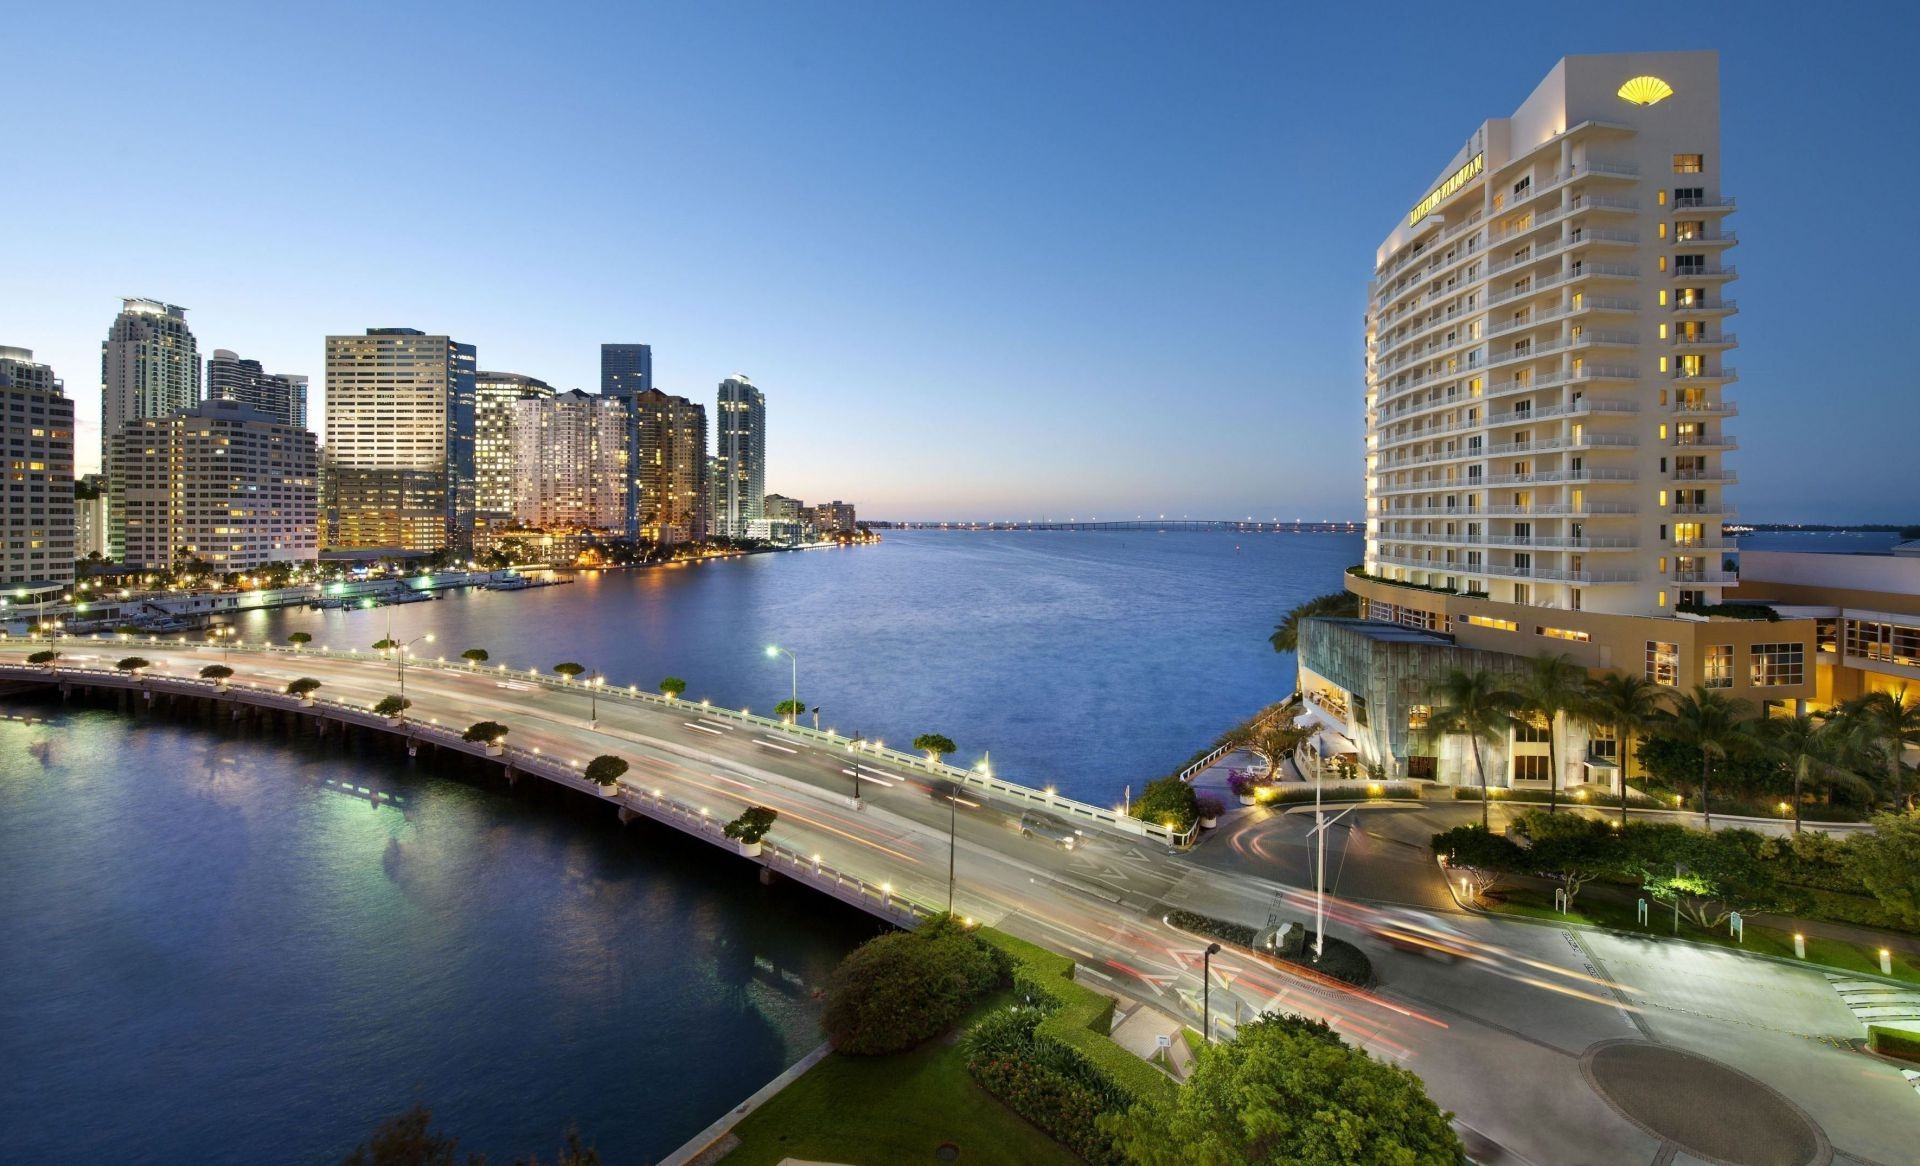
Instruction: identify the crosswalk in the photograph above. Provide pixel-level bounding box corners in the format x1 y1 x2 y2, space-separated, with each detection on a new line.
1825 974 1920 1096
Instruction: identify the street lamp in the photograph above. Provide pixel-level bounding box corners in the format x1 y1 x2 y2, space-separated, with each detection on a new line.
209 622 237 664
1201 942 1222 1042
938 782 979 914
1307 774 1358 962
765 644 798 717
590 672 604 727
396 633 434 703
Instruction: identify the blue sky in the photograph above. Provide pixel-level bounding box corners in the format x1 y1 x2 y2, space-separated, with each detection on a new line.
6 1 1916 521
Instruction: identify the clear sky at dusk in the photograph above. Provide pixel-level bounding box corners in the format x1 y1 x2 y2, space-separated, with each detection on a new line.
6 1 1916 521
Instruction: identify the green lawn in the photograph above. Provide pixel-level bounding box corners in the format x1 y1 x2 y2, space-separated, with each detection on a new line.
722 989 1082 1166
1491 886 1920 984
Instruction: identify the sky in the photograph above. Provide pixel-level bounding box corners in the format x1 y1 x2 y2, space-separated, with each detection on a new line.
5 0 1917 522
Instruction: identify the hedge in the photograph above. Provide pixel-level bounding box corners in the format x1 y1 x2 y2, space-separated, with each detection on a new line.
963 1007 1125 1165
1165 911 1374 987
1869 1024 1920 1062
1268 782 1421 805
1164 909 1257 947
823 916 1009 1055
980 930 1173 1102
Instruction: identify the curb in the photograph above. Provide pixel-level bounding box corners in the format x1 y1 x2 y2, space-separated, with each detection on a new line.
1435 857 1918 990
657 1040 833 1166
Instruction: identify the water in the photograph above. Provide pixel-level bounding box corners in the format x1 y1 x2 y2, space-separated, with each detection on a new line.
1736 530 1905 554
242 529 1360 802
0 710 884 1165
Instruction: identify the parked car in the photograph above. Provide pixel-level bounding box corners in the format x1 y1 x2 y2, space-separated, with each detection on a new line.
1018 810 1078 850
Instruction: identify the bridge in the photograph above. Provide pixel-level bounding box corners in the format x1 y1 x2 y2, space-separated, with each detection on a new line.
869 519 1362 533
2 636 1910 1165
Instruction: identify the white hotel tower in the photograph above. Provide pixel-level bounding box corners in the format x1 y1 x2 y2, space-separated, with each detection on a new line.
1365 51 1736 619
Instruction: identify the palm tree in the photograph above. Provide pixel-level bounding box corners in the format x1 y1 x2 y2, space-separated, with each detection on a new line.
1583 673 1665 830
1269 592 1358 653
1655 686 1752 830
1512 654 1586 815
1762 714 1849 833
1841 687 1920 810
1424 669 1520 829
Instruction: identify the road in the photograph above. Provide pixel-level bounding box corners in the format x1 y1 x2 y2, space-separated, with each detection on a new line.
8 639 1918 1165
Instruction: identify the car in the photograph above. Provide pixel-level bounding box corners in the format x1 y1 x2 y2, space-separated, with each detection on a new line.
1362 907 1474 963
1019 811 1078 850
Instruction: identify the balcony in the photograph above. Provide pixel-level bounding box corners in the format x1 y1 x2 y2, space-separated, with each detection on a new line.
1672 366 1737 382
1373 555 1642 585
1484 468 1638 486
1674 568 1738 584
1674 230 1737 247
1673 469 1739 483
1672 503 1737 516
1674 435 1739 449
1671 264 1737 280
1674 195 1736 212
1670 297 1736 313
1670 331 1737 349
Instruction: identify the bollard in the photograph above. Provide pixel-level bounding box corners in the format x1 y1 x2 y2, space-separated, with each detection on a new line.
1793 933 1806 960
1637 898 1649 926
1882 949 1894 976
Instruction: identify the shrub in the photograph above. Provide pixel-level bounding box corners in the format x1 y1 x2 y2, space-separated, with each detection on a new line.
583 755 628 787
115 656 151 673
373 695 411 718
287 632 312 647
1130 775 1199 832
463 720 508 743
1195 795 1225 821
821 914 1008 1055
1228 771 1264 798
552 662 585 680
980 931 1171 1103
199 665 233 680
723 805 778 843
1166 909 1257 947
285 677 321 697
461 648 488 664
1432 824 1527 900
1294 934 1374 987
659 676 686 698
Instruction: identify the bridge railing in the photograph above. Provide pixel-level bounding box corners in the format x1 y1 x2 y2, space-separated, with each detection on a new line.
43 635 1181 846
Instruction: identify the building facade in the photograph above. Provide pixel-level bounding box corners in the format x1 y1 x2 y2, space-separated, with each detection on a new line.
712 375 765 539
101 299 200 557
110 399 319 571
0 347 76 588
509 389 628 532
811 499 857 535
629 388 708 544
474 371 555 521
601 343 653 397
323 328 476 553
74 474 109 560
207 349 308 428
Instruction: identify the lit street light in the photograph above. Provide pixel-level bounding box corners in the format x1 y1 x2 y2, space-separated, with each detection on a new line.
396 633 434 705
1202 942 1222 1042
765 644 798 717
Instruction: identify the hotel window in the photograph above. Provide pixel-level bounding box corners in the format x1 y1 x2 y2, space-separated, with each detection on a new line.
1513 755 1552 782
1514 715 1551 744
1465 614 1516 631
1537 625 1591 642
1673 154 1705 174
1407 704 1431 731
1589 724 1618 761
1675 254 1706 275
1676 220 1706 242
1704 644 1733 689
1513 176 1532 197
1815 618 1839 655
1845 619 1920 668
1675 186 1703 204
1749 643 1805 687
1646 640 1680 687
1679 354 1706 377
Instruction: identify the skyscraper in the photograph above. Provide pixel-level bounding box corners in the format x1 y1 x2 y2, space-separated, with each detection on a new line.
474 371 555 521
112 399 319 570
509 389 628 531
101 298 198 557
206 349 309 428
713 375 765 539
600 344 653 396
630 388 708 544
0 347 75 587
323 328 476 553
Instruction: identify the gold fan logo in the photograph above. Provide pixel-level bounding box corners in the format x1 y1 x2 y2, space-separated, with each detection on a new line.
1617 76 1674 106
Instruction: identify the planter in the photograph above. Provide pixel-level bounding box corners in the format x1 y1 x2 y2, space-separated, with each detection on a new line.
1237 794 1258 806
385 716 405 728
299 695 315 707
734 839 763 857
596 782 620 798
1200 815 1220 829
484 743 505 757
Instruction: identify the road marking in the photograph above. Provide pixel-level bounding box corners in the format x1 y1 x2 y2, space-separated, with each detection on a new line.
754 738 799 754
696 718 734 731
682 722 725 736
843 768 897 786
1076 965 1115 983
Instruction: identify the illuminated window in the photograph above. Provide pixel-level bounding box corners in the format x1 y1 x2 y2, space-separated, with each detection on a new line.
1749 643 1805 688
1673 154 1704 174
1844 620 1920 668
1646 640 1680 686
1407 704 1431 731
1704 644 1733 689
1536 626 1591 642
1465 615 1518 631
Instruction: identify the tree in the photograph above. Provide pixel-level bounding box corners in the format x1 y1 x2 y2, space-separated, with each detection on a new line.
1583 673 1665 830
1621 824 1778 931
374 695 412 719
1511 654 1586 815
1130 774 1200 833
552 662 585 682
461 648 489 667
1430 824 1525 901
1845 810 1920 929
1761 714 1851 833
286 677 322 698
1230 723 1305 781
821 914 1008 1055
1423 670 1520 829
1653 687 1751 829
287 632 312 651
1102 1011 1465 1166
913 733 957 765
27 649 59 668
774 698 806 721
199 664 234 681
658 676 686 700
463 720 509 743
116 656 152 674
722 805 778 843
372 638 398 651
1842 687 1920 809
583 755 628 787
1270 592 1359 653
1511 810 1618 911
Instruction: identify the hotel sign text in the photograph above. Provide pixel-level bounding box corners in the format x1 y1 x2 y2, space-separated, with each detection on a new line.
1408 153 1484 227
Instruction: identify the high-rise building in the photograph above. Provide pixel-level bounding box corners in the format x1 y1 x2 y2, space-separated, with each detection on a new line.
474 371 555 521
0 347 76 587
601 344 653 396
207 349 309 428
101 299 199 557
509 389 628 532
812 499 857 535
323 328 476 552
712 375 765 539
1299 52 1763 789
1361 51 1736 618
111 399 318 571
74 474 109 560
630 388 708 544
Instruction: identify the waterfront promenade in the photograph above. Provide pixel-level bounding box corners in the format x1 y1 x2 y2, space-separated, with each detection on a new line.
3 637 1916 1165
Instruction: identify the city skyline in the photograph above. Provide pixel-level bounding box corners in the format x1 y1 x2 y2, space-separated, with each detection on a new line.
6 4 1917 521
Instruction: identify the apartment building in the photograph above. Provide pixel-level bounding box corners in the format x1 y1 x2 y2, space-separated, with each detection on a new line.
628 388 708 544
206 349 308 428
712 375 765 539
0 347 76 588
509 389 627 532
111 399 319 571
474 371 555 521
101 299 200 557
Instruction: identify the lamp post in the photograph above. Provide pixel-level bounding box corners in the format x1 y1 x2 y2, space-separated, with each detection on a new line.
396 633 434 704
766 644 798 717
1307 774 1358 961
590 673 603 728
1201 942 1222 1042
209 622 236 664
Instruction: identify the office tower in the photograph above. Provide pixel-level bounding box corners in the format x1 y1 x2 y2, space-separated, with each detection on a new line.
323 328 476 552
509 389 628 531
1363 51 1735 618
207 349 309 428
630 388 708 544
600 343 653 397
474 371 555 521
111 399 318 571
101 298 199 556
73 474 109 560
0 347 76 587
713 375 765 539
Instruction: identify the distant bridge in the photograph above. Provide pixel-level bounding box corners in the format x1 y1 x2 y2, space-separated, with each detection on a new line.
872 519 1362 533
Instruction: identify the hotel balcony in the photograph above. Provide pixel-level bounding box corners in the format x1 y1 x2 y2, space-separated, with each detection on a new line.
1671 331 1737 350
1674 435 1739 449
1484 468 1638 486
1381 533 1638 552
1384 502 1638 519
1674 230 1737 247
1672 503 1737 516
1670 297 1736 314
1674 568 1739 584
1671 264 1737 280
1674 195 1737 212
1673 469 1739 483
1374 554 1639 585
1672 366 1737 384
